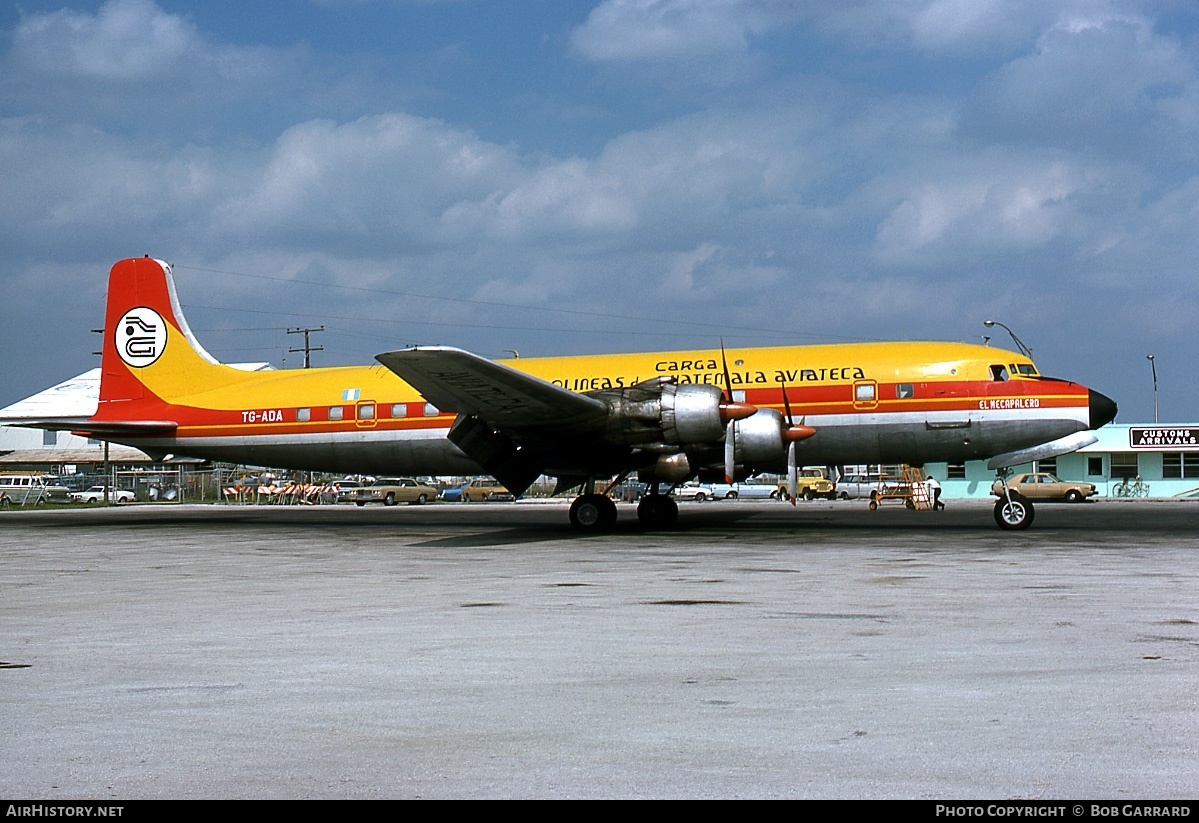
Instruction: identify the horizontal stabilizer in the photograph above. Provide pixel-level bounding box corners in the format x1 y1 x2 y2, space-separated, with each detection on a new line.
375 346 607 428
1 418 177 437
987 431 1099 471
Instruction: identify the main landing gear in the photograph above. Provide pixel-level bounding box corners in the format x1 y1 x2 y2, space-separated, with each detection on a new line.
567 482 679 532
569 493 618 531
636 493 678 529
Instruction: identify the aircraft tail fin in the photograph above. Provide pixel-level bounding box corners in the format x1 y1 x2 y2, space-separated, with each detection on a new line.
94 257 250 422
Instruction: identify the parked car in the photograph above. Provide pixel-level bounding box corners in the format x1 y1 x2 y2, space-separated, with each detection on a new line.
441 478 514 502
606 480 648 502
670 481 717 501
835 474 909 501
355 477 437 506
705 480 783 500
331 479 364 503
991 473 1097 502
70 485 136 504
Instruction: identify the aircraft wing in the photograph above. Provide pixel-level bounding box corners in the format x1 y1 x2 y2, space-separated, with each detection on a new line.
375 346 608 428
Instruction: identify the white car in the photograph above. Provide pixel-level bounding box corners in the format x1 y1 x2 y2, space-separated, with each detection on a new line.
70 486 135 504
670 482 717 502
705 480 783 500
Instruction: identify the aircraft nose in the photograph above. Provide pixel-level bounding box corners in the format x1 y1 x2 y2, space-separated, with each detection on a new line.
1089 389 1118 429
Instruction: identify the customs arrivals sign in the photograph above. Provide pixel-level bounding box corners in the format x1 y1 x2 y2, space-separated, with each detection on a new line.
1129 427 1199 450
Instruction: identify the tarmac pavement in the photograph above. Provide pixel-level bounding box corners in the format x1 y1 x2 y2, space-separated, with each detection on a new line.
1 499 1196 798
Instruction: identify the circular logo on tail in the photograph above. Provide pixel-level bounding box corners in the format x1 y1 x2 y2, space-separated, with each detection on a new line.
116 307 168 368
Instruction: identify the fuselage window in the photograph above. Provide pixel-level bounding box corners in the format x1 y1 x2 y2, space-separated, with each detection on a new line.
855 384 876 402
390 404 405 418
424 403 439 417
896 383 914 399
297 408 310 422
328 406 344 421
358 403 375 420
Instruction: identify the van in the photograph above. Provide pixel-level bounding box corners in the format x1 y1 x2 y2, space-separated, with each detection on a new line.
0 474 71 506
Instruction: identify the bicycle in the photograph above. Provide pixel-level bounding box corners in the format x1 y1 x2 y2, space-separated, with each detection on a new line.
1112 476 1149 498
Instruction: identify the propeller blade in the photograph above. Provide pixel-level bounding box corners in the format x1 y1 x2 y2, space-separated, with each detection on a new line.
724 421 736 484
787 441 798 506
720 337 734 403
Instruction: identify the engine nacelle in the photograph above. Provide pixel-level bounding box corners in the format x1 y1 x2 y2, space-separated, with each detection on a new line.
638 453 692 484
731 409 791 470
597 379 728 447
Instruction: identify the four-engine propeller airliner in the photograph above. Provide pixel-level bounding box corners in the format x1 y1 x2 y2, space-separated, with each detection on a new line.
1 257 1117 530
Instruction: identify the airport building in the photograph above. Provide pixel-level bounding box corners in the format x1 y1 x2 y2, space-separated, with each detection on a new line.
926 423 1199 500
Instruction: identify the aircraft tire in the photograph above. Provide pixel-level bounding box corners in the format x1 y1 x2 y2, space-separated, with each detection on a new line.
637 494 679 529
994 494 1035 530
570 494 617 532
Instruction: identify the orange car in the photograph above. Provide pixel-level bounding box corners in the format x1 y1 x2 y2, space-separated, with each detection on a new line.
991 473 1096 503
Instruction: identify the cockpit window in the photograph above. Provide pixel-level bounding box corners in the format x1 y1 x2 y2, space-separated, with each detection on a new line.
1013 364 1038 376
990 365 1009 381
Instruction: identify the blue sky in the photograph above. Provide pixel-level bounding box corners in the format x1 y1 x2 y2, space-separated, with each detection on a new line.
2 0 1197 423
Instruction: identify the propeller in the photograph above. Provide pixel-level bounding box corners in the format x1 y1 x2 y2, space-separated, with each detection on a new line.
718 339 756 483
778 378 817 505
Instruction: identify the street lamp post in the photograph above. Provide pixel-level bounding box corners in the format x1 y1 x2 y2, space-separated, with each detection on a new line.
1147 354 1158 424
983 320 1034 360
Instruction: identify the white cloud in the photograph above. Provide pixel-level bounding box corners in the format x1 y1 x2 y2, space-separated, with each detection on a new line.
875 158 1085 262
974 9 1198 154
571 0 802 61
11 0 204 81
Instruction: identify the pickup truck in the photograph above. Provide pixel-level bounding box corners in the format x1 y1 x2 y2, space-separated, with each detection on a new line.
776 468 837 501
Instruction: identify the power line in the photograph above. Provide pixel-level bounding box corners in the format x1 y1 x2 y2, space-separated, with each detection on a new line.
174 263 867 342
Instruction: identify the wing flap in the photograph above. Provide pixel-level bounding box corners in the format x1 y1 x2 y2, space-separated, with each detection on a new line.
375 347 607 428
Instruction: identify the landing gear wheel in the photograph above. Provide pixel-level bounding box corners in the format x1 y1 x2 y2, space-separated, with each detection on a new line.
570 494 618 532
994 493 1035 530
637 494 679 529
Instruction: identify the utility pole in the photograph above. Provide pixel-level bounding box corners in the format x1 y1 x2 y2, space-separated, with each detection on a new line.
92 328 110 504
288 326 324 369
